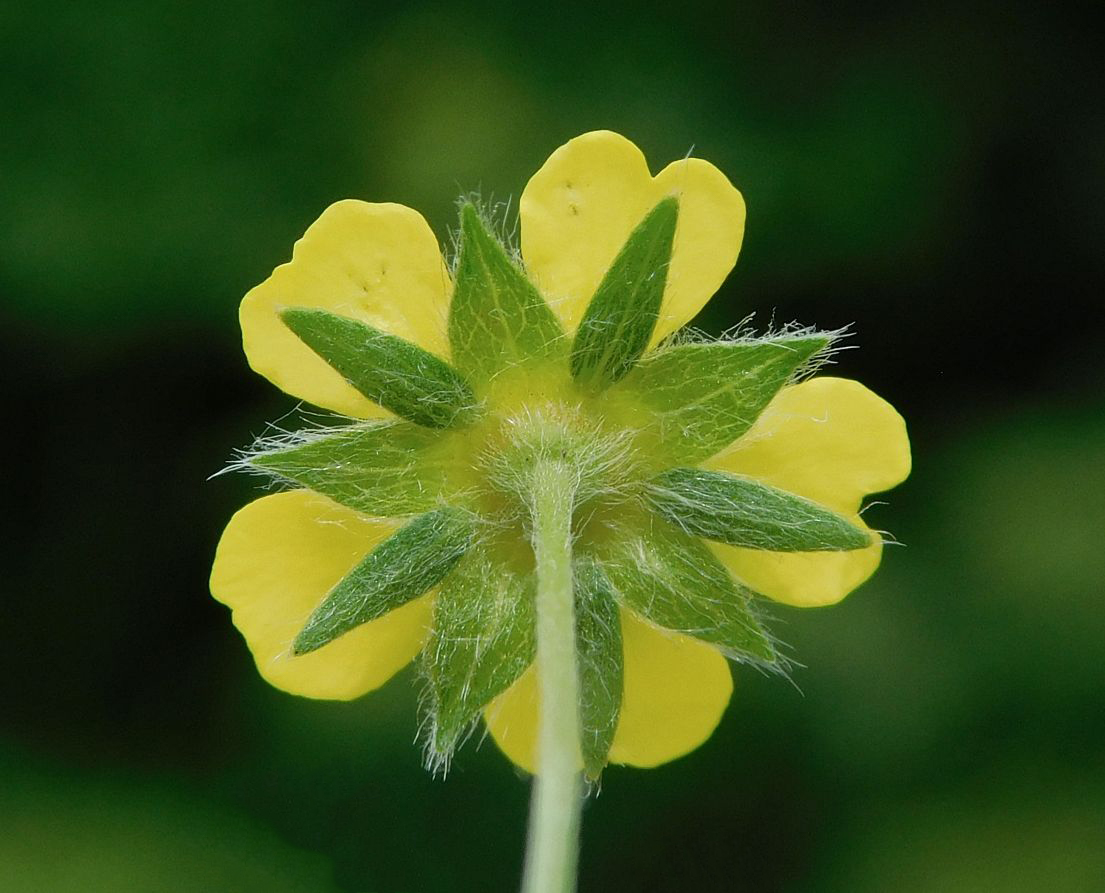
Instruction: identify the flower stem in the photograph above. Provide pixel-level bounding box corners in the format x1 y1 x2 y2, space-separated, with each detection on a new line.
522 460 582 893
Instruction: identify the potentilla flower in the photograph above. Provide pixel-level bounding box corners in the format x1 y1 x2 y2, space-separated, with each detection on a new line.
210 131 911 778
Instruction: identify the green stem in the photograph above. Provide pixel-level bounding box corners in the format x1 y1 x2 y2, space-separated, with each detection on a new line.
522 460 583 893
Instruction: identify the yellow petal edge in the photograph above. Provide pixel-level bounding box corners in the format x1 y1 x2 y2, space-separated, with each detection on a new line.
210 489 432 700
520 130 746 344
708 376 912 607
484 609 733 772
240 200 452 418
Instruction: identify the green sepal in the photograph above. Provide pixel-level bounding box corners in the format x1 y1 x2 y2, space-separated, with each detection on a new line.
247 422 459 517
422 546 536 764
647 467 872 551
573 556 623 780
281 307 477 428
448 203 565 384
570 197 679 390
594 516 778 666
293 508 474 655
619 334 830 464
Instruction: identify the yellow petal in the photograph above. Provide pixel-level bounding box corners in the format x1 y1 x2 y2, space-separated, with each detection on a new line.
520 131 745 344
652 158 747 343
706 376 911 607
210 490 431 699
608 609 733 767
483 609 732 772
240 200 452 418
707 376 911 513
483 663 540 773
710 519 884 608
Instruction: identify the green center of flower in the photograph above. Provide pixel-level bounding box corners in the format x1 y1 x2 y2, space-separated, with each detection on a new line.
471 366 642 525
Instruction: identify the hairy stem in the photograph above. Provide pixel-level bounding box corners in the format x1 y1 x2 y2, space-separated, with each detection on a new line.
521 460 582 893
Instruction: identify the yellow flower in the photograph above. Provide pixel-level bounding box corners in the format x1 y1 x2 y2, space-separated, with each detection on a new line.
210 131 910 774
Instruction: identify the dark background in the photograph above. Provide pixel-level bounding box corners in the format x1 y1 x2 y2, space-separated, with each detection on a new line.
2 2 1103 890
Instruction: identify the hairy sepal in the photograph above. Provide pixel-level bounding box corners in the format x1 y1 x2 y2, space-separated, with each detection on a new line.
246 421 459 517
574 556 623 780
647 467 872 551
619 333 831 464
570 197 679 390
594 516 779 667
281 307 477 428
448 203 565 385
422 547 536 768
293 508 474 655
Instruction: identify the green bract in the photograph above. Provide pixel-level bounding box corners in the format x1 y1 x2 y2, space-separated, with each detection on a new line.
645 467 873 552
449 203 565 382
425 542 537 760
293 508 474 656
618 333 831 464
572 557 623 779
570 197 678 389
240 199 868 775
281 308 477 428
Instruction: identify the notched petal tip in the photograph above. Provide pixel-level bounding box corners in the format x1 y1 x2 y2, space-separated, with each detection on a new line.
210 490 431 700
279 306 477 429
709 376 912 515
239 200 452 417
569 194 681 389
520 131 745 343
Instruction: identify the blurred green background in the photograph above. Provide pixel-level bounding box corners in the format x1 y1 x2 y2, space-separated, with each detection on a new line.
2 1 1103 891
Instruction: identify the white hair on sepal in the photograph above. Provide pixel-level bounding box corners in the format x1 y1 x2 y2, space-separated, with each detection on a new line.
856 500 903 548
417 666 498 780
210 398 373 481
218 416 387 488
415 677 454 778
447 190 523 272
648 314 849 382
